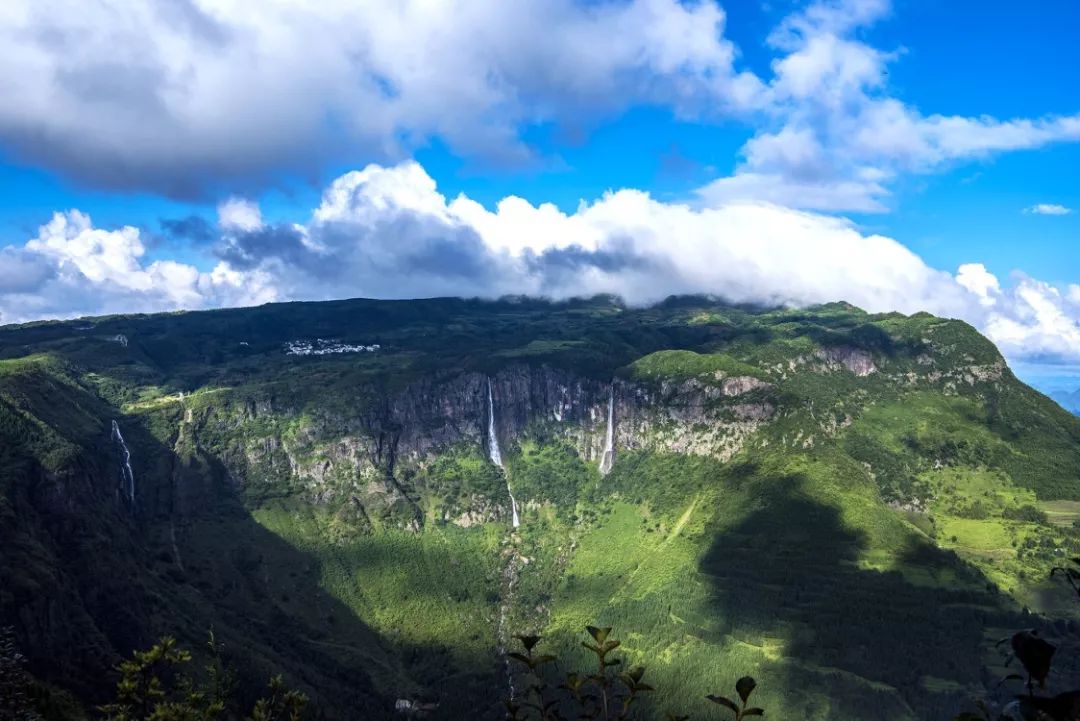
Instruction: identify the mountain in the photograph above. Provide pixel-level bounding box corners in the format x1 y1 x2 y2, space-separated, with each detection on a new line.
1052 388 1080 415
3 295 1080 720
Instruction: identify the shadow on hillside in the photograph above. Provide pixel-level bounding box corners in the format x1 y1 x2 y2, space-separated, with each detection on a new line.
4 415 504 721
697 473 1019 721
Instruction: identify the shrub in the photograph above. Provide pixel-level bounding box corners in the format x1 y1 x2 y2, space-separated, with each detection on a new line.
0 627 41 721
99 633 307 721
1002 505 1049 524
504 625 764 721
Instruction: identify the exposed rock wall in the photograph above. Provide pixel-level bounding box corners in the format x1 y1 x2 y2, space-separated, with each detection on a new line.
200 365 779 523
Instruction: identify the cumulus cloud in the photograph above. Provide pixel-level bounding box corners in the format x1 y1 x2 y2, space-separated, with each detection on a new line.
4 161 1080 366
2 0 1076 209
956 263 1001 308
975 273 1080 364
1025 203 1073 216
218 198 264 232
211 161 970 313
0 210 269 324
0 0 760 196
698 0 1080 212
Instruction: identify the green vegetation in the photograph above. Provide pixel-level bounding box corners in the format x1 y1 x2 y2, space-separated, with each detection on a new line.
97 634 307 721
1 626 42 721
506 626 684 721
626 350 762 383
2 295 1080 720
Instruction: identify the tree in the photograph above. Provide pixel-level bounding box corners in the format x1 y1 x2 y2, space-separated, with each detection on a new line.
99 634 307 721
0 627 41 721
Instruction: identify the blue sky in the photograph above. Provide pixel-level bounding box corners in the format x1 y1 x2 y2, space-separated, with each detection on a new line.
0 0 1078 393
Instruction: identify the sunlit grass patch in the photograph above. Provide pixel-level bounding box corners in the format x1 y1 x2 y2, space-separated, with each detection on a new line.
1039 499 1080 527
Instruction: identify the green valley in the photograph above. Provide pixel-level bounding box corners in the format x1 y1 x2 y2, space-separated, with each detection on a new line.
3 295 1080 720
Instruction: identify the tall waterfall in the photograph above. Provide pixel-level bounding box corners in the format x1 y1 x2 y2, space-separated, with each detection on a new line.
111 420 136 504
487 378 519 527
599 384 615 475
496 553 520 699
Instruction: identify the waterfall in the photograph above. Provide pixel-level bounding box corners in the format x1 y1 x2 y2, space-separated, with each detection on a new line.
487 378 521 698
111 420 136 504
599 383 615 475
496 553 520 699
487 378 519 527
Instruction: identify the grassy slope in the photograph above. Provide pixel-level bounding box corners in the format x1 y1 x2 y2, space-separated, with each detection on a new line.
3 296 1080 720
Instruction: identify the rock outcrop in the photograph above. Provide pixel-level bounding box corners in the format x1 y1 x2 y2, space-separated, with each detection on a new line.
197 365 778 525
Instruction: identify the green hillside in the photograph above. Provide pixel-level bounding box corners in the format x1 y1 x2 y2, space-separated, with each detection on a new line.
3 295 1080 720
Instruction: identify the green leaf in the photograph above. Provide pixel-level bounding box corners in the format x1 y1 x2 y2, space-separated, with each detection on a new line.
707 695 739 713
736 676 757 703
515 635 542 652
1010 631 1056 686
586 626 612 644
532 654 557 667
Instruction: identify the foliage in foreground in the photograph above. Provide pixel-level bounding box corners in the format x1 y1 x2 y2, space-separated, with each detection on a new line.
954 557 1080 721
98 634 306 721
1 626 42 721
504 625 763 721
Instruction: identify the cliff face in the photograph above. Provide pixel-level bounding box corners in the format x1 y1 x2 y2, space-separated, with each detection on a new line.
179 350 1008 529
191 365 777 527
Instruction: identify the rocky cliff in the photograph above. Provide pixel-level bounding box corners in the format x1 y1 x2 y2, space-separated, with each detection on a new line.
3 295 1080 721
175 365 778 530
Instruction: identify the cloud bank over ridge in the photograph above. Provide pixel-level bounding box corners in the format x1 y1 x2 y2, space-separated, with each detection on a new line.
2 161 1078 366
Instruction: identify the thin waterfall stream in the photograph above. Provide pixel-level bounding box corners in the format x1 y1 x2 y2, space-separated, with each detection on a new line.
111 420 136 505
599 383 615 475
487 378 519 527
487 377 522 699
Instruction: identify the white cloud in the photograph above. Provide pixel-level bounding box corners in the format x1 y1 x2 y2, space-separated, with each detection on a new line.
217 198 264 231
0 0 760 195
6 161 1080 365
214 161 969 313
699 0 1080 212
0 210 267 324
956 263 1002 308
953 265 1080 363
2 0 1076 211
979 276 1080 363
696 171 890 213
1025 203 1073 216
